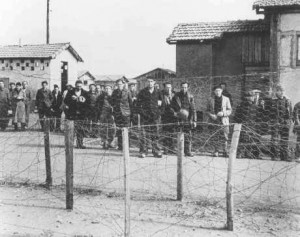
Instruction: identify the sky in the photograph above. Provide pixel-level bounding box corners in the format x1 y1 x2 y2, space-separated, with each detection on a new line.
0 0 262 78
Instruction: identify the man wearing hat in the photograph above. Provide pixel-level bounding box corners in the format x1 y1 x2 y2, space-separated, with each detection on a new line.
64 80 90 149
136 77 162 158
207 85 232 157
270 85 293 161
234 90 261 159
97 84 116 149
111 79 132 150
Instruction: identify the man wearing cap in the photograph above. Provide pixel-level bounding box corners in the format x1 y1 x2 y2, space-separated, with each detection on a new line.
97 84 116 149
22 81 33 128
234 91 261 159
50 85 63 132
111 79 132 150
0 80 10 131
207 85 232 157
136 77 162 158
171 82 196 156
64 80 90 149
36 81 53 130
270 85 293 161
87 83 100 137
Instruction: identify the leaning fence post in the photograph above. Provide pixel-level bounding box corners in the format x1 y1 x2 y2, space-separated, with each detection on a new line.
44 118 52 188
122 127 130 237
177 131 184 201
226 124 242 231
64 120 74 210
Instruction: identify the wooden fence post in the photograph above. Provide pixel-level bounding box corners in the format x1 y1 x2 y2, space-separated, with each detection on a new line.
177 131 184 201
64 120 74 210
226 124 242 231
44 118 52 188
122 127 130 237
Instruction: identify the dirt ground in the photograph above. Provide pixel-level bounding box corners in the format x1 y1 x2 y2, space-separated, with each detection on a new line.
0 117 300 236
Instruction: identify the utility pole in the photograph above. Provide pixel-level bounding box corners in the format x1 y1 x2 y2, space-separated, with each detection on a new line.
46 0 50 44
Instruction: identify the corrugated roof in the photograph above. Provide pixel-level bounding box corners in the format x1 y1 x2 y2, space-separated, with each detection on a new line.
134 67 176 79
253 0 300 9
167 20 269 44
0 42 83 62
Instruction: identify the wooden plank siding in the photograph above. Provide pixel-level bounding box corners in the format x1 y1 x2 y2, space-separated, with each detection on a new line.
242 33 270 66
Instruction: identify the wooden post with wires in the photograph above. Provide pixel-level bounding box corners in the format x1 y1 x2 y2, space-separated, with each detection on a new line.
122 127 130 237
65 120 74 210
44 118 52 188
46 0 50 44
177 131 184 201
226 124 241 231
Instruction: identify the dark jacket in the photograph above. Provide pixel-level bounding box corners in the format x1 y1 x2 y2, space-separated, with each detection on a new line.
171 91 197 122
36 88 53 110
64 89 90 119
161 90 176 123
51 91 63 112
111 88 132 117
270 96 292 125
136 87 162 120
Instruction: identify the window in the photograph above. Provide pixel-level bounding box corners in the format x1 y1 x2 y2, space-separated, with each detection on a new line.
41 59 44 63
21 66 25 71
30 59 34 63
16 63 20 67
297 36 300 66
45 62 49 67
84 80 88 85
25 62 29 67
21 59 25 64
40 66 45 71
5 63 8 67
10 59 13 63
31 66 34 71
1 60 4 64
9 66 13 70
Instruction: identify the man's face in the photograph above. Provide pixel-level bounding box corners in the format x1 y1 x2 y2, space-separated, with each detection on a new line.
276 89 283 98
54 87 59 93
42 83 48 89
105 86 112 95
130 84 136 92
0 82 4 89
214 88 223 97
117 81 124 90
16 84 21 90
75 83 82 91
147 79 155 88
96 85 101 91
181 83 188 94
90 85 96 92
22 82 28 89
155 84 159 90
67 85 72 91
10 84 15 90
164 84 172 94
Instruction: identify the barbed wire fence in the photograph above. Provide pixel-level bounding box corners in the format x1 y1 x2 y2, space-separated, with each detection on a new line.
0 72 300 236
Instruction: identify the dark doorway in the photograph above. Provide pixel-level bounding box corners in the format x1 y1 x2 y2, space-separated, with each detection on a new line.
61 61 68 91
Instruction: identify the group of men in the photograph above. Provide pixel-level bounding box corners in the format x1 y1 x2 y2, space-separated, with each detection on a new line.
1 77 300 162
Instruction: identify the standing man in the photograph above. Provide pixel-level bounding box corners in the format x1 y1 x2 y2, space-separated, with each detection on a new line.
96 84 102 96
0 80 10 131
35 81 53 130
161 82 176 154
136 77 162 158
22 81 33 128
220 82 233 106
12 82 26 131
111 79 132 150
207 85 232 157
87 84 99 137
64 80 90 149
51 85 63 132
97 84 116 149
61 83 73 119
129 82 138 126
171 82 197 157
270 85 293 161
293 101 300 163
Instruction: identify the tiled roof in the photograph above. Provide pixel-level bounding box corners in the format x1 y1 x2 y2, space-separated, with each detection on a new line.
0 42 83 62
253 0 300 9
167 20 269 44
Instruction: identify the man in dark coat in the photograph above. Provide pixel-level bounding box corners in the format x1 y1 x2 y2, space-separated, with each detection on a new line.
35 81 53 130
22 81 33 128
111 79 132 150
64 80 90 149
270 85 293 161
293 101 300 163
171 82 197 157
50 85 63 132
0 80 10 131
136 77 162 158
161 82 176 154
129 82 138 126
87 84 100 137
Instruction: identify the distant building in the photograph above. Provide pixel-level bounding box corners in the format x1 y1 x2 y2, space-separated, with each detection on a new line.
0 42 83 92
95 75 128 89
167 0 300 106
134 67 176 90
77 70 96 90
